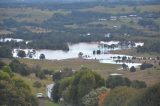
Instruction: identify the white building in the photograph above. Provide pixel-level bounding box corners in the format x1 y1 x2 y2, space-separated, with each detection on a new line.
46 83 55 99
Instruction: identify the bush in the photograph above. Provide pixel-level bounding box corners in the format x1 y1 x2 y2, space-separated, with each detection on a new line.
33 81 42 88
9 59 31 76
106 76 146 89
82 87 109 106
60 67 105 106
35 70 46 79
104 87 138 106
128 83 160 106
52 68 73 81
106 76 131 89
140 63 153 70
39 54 45 59
131 80 147 89
0 46 12 58
0 60 5 69
130 66 136 72
0 68 38 106
17 50 26 58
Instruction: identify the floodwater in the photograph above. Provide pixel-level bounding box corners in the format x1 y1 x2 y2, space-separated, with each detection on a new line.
1 38 143 68
12 41 143 68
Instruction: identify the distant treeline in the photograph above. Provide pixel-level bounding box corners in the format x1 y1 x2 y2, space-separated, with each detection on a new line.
137 41 160 53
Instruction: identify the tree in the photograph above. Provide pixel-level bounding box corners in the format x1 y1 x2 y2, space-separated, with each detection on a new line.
9 59 31 76
97 50 101 54
122 63 128 70
104 87 138 106
0 46 12 58
17 50 26 58
39 53 45 59
51 83 60 103
140 63 153 70
106 76 131 89
78 52 83 58
128 83 160 106
0 68 38 106
0 60 5 69
130 66 136 72
82 87 109 106
35 70 46 79
61 67 105 106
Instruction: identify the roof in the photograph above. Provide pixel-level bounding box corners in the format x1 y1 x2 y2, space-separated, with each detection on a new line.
47 83 55 91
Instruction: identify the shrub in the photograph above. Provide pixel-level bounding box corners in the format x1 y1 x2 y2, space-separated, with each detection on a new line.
140 63 153 70
33 81 42 88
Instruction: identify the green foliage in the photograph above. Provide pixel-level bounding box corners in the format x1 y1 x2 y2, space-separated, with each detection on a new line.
39 53 45 59
127 83 160 106
59 77 73 95
2 65 14 77
130 66 136 72
52 68 73 81
9 59 31 76
17 50 26 58
106 76 131 89
137 42 160 53
104 87 138 106
0 60 5 69
0 68 38 106
0 46 12 58
33 81 42 88
62 67 105 106
106 76 147 89
82 87 108 106
131 80 147 89
35 70 46 79
140 63 153 70
51 83 60 103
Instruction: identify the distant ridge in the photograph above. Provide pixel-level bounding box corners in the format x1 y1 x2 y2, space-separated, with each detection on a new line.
0 0 159 3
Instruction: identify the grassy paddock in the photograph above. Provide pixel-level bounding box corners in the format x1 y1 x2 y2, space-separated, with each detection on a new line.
80 5 160 14
2 58 160 87
0 8 69 23
15 73 53 94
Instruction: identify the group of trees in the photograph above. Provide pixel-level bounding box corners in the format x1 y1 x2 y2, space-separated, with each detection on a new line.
0 60 38 106
9 59 31 76
51 67 105 106
104 83 160 106
9 59 53 79
137 42 160 53
0 46 12 58
140 63 153 70
50 67 149 106
106 76 146 89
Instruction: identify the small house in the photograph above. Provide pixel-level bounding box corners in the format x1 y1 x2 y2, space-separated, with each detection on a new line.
46 83 55 100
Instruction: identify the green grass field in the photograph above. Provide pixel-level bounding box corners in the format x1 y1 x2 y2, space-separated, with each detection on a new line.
80 5 160 14
0 7 69 23
2 58 160 87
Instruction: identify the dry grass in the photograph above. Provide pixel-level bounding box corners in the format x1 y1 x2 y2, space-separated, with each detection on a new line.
0 29 13 35
15 73 53 95
23 26 51 33
2 58 160 87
